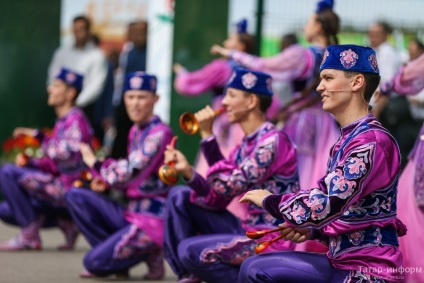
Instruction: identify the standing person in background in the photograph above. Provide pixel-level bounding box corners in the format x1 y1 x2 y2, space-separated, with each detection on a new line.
211 0 340 206
91 34 116 154
173 19 255 178
0 68 92 251
66 72 173 280
47 15 107 129
111 21 148 159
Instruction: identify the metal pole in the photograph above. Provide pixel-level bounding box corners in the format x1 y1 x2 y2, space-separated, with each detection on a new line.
255 0 265 55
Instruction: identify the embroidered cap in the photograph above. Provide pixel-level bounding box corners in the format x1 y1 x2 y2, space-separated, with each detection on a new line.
236 18 248 34
55 67 83 91
226 68 273 96
124 72 157 93
320 44 380 75
316 0 334 13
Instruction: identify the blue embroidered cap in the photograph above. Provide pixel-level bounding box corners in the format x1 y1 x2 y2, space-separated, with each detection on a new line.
226 68 273 96
236 18 248 34
55 67 83 91
316 0 334 13
320 44 380 75
124 72 157 93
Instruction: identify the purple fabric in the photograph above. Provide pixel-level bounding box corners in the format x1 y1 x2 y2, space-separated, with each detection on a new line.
25 107 92 192
239 252 361 283
0 164 70 228
164 186 244 277
263 114 407 282
65 189 157 276
174 59 232 96
178 235 251 283
94 116 173 247
188 122 299 219
65 189 127 246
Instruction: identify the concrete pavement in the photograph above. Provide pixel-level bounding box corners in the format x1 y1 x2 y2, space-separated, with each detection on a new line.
0 223 178 283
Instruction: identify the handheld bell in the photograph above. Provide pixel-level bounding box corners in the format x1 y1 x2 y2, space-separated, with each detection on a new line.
158 136 179 185
179 107 225 135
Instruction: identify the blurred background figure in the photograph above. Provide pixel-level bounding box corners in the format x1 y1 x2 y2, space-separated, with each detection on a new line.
47 15 108 130
111 20 149 159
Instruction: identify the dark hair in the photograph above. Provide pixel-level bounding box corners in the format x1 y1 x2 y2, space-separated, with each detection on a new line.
375 21 393 34
237 33 256 54
73 15 91 31
316 9 340 45
244 92 273 113
343 71 381 103
412 38 424 52
281 33 298 50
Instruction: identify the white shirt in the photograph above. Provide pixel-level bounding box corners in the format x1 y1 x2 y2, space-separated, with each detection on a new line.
47 42 108 107
374 41 402 82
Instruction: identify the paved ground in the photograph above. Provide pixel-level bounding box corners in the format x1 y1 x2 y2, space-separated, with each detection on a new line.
0 223 178 283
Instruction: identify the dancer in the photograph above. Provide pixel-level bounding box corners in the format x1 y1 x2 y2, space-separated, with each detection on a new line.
65 72 173 279
239 45 407 283
0 68 91 250
165 68 299 283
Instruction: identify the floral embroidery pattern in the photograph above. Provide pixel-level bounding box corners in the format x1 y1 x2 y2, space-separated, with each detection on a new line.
368 53 379 73
199 237 255 265
339 49 358 69
241 72 257 89
344 155 368 179
320 50 329 67
344 270 388 283
280 143 374 227
326 169 356 199
113 224 156 260
348 230 365 245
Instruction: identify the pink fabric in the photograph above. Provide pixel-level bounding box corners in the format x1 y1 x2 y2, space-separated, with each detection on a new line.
271 114 407 282
124 212 164 248
174 59 232 96
397 161 424 283
230 44 311 82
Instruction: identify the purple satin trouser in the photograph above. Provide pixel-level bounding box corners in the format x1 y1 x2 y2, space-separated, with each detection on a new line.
65 189 153 276
0 164 69 228
239 251 350 283
179 234 248 283
164 186 244 277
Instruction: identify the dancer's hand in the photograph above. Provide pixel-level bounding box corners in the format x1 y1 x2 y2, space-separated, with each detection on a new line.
239 189 273 207
173 63 185 74
13 127 35 138
278 222 311 243
194 105 215 139
164 146 193 179
15 152 28 167
90 176 108 192
210 45 231 58
80 143 97 168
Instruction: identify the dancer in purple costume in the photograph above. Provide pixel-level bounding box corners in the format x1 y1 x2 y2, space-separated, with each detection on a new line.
164 68 299 283
239 45 407 283
377 50 424 283
65 72 173 280
211 0 340 196
0 68 91 251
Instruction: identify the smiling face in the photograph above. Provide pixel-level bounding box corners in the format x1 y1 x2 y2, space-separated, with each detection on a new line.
124 90 158 125
316 69 354 115
221 88 254 123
